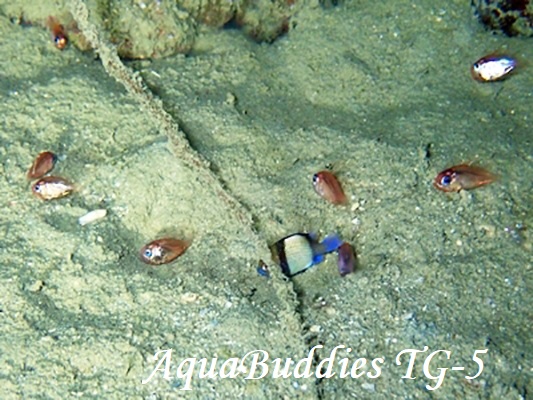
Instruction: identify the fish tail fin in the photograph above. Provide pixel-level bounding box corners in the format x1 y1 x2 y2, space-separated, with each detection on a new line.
319 234 343 253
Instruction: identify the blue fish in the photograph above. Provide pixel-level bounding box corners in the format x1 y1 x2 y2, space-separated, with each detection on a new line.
270 233 342 277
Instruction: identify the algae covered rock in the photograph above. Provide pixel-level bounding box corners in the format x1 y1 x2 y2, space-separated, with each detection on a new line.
235 0 296 43
177 0 300 43
3 0 300 58
103 0 197 59
472 0 533 37
178 0 239 28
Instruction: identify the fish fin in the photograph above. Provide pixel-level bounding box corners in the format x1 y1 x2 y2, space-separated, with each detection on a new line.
256 266 270 278
312 253 325 265
256 259 270 278
320 234 343 253
307 232 318 241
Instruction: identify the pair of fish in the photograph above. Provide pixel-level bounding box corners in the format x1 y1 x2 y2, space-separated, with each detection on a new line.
314 164 496 198
460 54 510 190
259 232 357 278
27 151 74 200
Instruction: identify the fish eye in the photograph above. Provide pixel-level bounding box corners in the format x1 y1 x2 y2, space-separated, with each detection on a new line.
143 248 152 258
33 184 41 192
312 174 319 183
440 175 452 186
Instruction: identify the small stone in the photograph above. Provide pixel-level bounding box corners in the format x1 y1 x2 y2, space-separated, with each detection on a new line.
78 209 107 226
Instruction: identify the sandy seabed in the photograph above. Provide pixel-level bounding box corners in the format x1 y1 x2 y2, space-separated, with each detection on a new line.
0 0 531 398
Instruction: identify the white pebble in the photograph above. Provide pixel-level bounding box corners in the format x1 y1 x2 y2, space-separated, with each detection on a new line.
361 382 375 392
78 209 107 226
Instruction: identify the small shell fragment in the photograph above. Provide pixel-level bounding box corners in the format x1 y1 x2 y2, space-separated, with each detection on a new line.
27 151 57 180
78 209 107 226
32 176 74 200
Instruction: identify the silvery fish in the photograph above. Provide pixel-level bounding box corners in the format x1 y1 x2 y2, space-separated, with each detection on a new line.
470 54 517 82
270 232 342 277
31 176 73 200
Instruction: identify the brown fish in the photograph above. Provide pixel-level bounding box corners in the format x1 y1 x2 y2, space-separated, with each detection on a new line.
47 16 68 50
32 176 73 200
27 151 57 180
337 242 356 277
312 170 347 205
434 164 497 192
139 238 190 266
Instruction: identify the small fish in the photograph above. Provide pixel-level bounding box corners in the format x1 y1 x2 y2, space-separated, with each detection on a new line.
313 171 347 205
32 176 74 200
471 54 517 82
47 17 68 50
27 151 57 180
337 242 356 277
270 232 342 277
139 238 189 265
434 164 497 192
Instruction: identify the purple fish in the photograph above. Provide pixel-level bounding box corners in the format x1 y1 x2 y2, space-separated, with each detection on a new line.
337 242 356 277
